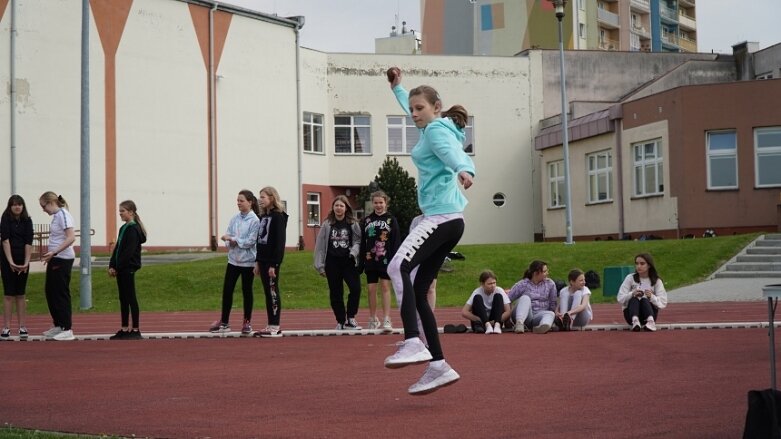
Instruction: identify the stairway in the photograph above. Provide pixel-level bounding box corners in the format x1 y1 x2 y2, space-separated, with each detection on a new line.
713 234 781 278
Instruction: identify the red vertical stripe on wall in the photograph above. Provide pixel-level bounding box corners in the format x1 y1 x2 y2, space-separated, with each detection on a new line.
90 0 133 246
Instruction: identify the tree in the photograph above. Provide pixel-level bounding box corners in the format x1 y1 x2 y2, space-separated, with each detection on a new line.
359 157 420 237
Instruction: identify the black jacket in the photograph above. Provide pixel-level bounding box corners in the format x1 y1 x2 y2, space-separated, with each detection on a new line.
109 222 147 272
256 210 288 265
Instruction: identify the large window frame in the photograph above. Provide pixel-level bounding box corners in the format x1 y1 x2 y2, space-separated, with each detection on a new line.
306 193 321 226
706 130 738 190
463 116 475 155
302 112 324 154
586 150 612 203
755 127 781 188
548 160 566 208
334 115 371 155
632 139 664 197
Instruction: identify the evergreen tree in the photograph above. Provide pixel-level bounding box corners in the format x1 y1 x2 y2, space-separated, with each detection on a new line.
359 157 420 236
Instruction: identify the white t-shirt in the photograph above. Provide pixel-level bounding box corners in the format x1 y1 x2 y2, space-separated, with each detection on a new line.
559 285 593 317
48 208 75 260
466 286 510 309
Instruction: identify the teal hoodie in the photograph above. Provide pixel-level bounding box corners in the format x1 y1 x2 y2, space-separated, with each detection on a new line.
393 85 476 215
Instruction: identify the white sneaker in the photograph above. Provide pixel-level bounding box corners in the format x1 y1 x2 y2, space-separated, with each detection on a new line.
384 338 432 369
408 361 460 395
493 322 502 334
484 323 494 334
644 318 657 332
52 329 75 341
513 321 526 334
344 318 362 330
631 317 642 332
533 323 551 334
43 326 63 339
367 317 379 330
381 317 393 333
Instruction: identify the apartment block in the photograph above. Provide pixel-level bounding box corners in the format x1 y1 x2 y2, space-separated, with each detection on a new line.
421 0 697 55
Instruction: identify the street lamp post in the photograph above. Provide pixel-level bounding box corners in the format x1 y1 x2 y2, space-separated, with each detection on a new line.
550 0 574 245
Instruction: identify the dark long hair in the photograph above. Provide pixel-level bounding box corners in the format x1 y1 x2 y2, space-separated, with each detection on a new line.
119 200 147 237
523 260 548 280
632 253 661 286
408 85 469 129
3 195 29 221
238 190 260 216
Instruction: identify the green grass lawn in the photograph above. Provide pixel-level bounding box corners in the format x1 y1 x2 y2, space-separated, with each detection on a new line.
17 233 758 316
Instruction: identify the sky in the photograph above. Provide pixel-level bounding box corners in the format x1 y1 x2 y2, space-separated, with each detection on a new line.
224 0 781 55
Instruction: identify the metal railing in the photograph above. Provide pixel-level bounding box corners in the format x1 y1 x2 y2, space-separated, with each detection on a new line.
32 224 95 259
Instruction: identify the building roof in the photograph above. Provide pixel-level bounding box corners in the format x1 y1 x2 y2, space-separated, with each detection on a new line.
535 109 615 150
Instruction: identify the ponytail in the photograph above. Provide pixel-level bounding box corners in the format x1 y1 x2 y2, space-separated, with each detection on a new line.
442 104 468 129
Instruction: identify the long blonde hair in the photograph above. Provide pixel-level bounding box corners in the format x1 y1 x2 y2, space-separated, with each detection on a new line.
259 186 285 216
39 191 68 210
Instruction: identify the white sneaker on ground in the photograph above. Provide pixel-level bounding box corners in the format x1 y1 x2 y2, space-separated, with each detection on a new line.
52 329 75 341
533 323 551 334
484 323 494 334
384 338 432 369
367 317 379 330
408 361 460 395
344 318 362 330
644 318 657 332
631 317 642 332
513 321 525 334
493 322 502 334
43 326 63 339
382 317 393 333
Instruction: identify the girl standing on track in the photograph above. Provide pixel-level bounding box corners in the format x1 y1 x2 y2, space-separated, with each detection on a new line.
383 67 475 395
557 269 593 331
360 190 400 332
506 260 558 334
1 195 34 340
210 190 260 335
39 192 76 341
108 200 147 340
314 195 363 331
617 253 667 332
253 186 288 338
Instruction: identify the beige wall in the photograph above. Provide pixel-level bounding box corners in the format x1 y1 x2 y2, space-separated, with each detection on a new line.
621 120 679 234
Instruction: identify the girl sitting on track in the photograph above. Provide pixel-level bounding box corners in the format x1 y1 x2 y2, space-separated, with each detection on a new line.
461 270 511 334
506 260 558 334
617 253 667 332
557 269 593 331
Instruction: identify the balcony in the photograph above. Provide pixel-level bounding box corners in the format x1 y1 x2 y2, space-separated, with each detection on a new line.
678 34 697 52
660 5 678 22
678 11 696 30
661 30 679 47
679 0 695 6
599 38 619 51
631 25 651 39
597 8 620 29
630 0 650 12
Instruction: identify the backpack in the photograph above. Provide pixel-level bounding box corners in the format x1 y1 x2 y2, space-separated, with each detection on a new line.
743 389 781 439
585 270 601 289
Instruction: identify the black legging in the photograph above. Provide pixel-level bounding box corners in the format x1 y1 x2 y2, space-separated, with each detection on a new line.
258 262 282 326
324 255 361 324
470 293 505 331
623 296 659 324
116 270 140 328
391 218 464 362
45 257 74 330
221 263 255 324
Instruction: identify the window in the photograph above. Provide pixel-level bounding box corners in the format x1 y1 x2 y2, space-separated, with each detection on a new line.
757 72 774 80
632 139 664 196
755 127 781 187
334 115 371 154
548 161 566 208
387 116 419 154
579 23 586 38
463 116 475 154
303 112 323 153
706 130 738 189
306 193 320 226
587 150 612 202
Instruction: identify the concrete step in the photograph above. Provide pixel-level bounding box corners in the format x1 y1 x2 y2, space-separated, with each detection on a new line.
724 262 781 272
736 254 781 263
764 233 781 240
747 247 781 255
714 271 781 279
756 240 781 247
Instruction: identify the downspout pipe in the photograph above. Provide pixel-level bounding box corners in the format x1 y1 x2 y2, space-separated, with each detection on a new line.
288 15 305 250
9 0 16 194
208 2 218 250
610 104 625 240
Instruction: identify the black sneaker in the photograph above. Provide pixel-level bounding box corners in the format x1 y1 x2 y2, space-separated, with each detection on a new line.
1 328 9 339
553 315 565 331
444 324 458 333
18 327 28 339
109 330 128 340
473 323 485 334
126 330 143 340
